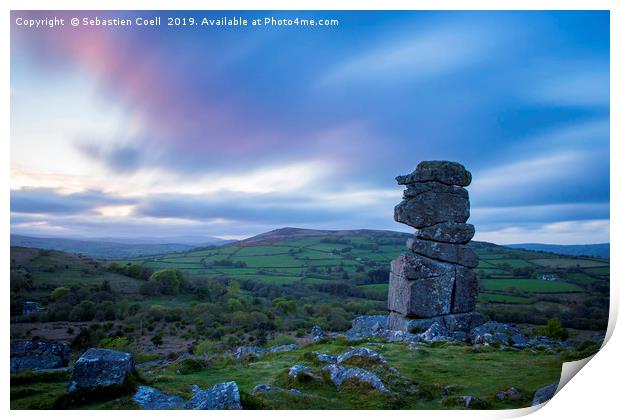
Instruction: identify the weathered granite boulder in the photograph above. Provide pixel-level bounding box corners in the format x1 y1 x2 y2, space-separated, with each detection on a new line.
67 348 136 393
311 326 327 342
532 382 558 406
10 339 70 373
495 386 522 401
388 269 455 317
403 180 469 199
389 310 485 336
528 336 569 350
323 364 389 393
133 385 184 410
396 161 472 187
253 384 302 395
471 322 527 347
451 266 478 313
416 222 475 244
184 381 242 410
336 347 387 365
407 238 478 268
270 344 298 353
420 322 453 342
344 315 388 340
288 365 315 380
312 352 338 364
395 193 469 229
390 251 453 280
234 346 266 360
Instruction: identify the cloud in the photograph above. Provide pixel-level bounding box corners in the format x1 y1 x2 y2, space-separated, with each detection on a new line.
524 65 609 107
11 188 134 215
317 20 501 87
476 219 609 245
77 143 144 173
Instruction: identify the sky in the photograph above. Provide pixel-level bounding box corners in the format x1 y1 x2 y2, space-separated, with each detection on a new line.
10 10 610 244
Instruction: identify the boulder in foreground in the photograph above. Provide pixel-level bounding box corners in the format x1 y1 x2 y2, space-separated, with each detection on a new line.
133 385 184 410
184 381 242 410
67 348 136 393
531 382 558 406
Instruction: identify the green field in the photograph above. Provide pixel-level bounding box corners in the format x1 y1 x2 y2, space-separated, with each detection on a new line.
11 339 575 410
479 293 535 304
480 279 584 294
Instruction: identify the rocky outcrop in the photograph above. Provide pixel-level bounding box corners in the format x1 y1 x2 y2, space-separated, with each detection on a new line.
532 382 558 406
336 347 387 365
133 386 184 410
323 364 389 392
184 381 242 410
388 161 482 338
67 348 135 393
10 339 70 373
234 346 266 360
495 386 522 401
471 322 528 347
311 326 327 342
312 352 338 364
270 344 298 353
288 365 316 380
344 315 388 340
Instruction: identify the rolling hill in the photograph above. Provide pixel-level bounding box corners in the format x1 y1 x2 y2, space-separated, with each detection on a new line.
10 234 231 259
507 243 610 259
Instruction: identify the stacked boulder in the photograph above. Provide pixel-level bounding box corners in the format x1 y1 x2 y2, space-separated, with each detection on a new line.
388 161 484 335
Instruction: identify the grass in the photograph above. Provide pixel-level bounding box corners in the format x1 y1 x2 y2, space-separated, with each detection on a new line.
479 293 535 304
530 258 608 268
10 340 562 410
481 279 584 294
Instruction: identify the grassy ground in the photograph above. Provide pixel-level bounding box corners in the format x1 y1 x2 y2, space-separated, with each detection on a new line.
10 339 572 410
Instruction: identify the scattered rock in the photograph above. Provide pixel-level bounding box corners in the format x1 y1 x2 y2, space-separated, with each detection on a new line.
67 348 136 393
420 322 454 342
312 352 337 364
323 364 389 393
528 336 569 350
336 347 387 365
311 326 327 342
133 385 184 410
344 315 388 340
270 344 298 353
184 381 242 410
462 395 482 408
234 346 266 360
495 386 522 401
10 339 71 373
288 365 316 380
471 322 527 347
532 382 558 406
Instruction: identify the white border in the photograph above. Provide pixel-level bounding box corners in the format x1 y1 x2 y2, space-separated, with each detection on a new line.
2 2 617 420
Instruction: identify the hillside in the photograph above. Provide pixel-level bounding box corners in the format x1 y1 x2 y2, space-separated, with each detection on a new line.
10 234 229 259
507 243 610 259
9 228 609 410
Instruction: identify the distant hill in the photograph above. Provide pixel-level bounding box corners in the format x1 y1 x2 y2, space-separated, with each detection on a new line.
239 227 413 245
9 234 230 259
507 243 609 259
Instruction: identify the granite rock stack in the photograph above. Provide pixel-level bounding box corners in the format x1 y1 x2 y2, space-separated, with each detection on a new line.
388 161 484 335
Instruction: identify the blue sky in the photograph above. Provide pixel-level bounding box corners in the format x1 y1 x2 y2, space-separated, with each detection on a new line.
10 10 609 243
